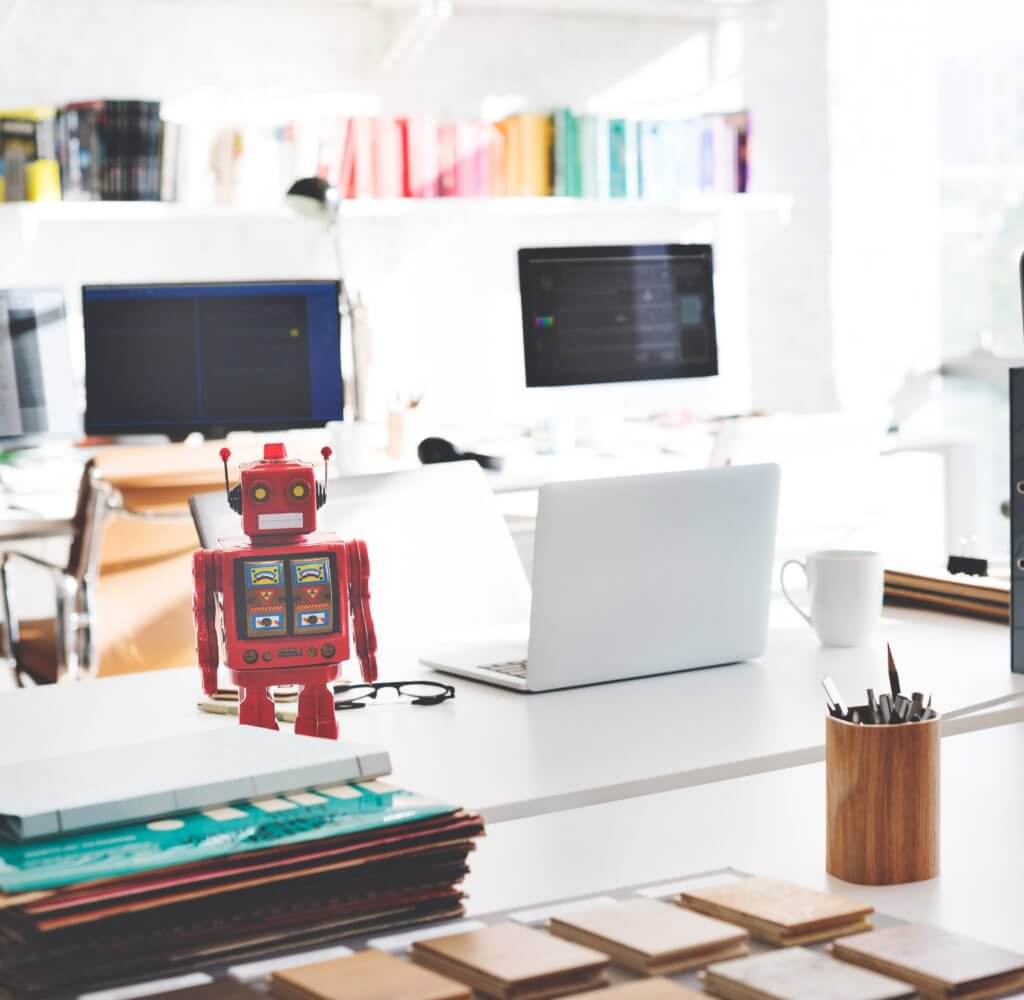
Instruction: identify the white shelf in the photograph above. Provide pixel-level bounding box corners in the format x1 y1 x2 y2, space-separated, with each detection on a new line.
175 0 767 23
0 194 792 227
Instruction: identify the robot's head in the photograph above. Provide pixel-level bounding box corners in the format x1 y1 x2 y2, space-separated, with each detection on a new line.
221 443 329 540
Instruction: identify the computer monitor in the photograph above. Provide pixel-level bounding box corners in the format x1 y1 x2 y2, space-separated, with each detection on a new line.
0 288 79 446
82 280 343 440
518 244 717 388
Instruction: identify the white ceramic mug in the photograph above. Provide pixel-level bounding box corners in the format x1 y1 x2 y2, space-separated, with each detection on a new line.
780 550 883 647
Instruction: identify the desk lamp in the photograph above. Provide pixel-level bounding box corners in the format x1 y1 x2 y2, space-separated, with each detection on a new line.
286 177 369 420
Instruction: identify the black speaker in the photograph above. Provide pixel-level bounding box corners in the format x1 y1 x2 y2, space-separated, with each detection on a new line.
1012 367 1024 673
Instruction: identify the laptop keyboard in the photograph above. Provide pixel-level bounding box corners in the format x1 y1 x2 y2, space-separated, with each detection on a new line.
480 659 528 679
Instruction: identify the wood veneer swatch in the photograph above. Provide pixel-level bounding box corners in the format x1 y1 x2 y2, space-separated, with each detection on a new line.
575 978 707 998
548 897 749 974
700 946 915 1000
411 922 609 999
270 948 470 1000
677 877 873 946
831 923 1024 999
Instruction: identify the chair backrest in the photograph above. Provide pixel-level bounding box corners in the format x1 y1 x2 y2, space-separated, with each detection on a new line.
66 459 113 581
189 461 531 642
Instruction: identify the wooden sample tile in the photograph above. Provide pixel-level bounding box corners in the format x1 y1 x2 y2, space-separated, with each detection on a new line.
270 949 470 1000
574 977 707 997
831 923 1024 999
548 897 748 974
412 922 609 999
677 877 873 946
700 946 915 1000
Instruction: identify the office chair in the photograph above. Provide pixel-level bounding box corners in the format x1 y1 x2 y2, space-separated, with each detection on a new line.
0 460 114 685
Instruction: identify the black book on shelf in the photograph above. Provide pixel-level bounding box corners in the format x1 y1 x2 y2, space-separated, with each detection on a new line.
57 100 104 199
57 99 164 201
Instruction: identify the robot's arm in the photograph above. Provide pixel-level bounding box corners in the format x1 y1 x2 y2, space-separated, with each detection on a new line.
192 549 220 696
347 539 378 683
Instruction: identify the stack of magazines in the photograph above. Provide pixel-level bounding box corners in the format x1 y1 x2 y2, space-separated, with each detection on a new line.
0 782 484 997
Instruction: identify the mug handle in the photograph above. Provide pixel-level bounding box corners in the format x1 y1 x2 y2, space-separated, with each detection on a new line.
780 559 813 627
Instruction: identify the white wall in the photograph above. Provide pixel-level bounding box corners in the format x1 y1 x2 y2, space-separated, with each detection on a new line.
827 0 941 409
739 0 941 415
0 203 755 429
741 0 837 412
0 0 945 433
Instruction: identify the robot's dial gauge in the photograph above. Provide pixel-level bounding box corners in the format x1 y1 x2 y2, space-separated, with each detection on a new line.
250 481 272 504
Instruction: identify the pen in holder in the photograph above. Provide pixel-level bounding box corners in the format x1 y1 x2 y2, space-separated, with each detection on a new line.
825 712 940 885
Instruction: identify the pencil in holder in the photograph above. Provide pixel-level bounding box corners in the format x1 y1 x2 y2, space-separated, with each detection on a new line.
825 712 940 885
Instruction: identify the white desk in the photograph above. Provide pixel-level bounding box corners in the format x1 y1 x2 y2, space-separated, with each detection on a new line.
0 494 75 543
463 721 1024 954
3 604 1022 823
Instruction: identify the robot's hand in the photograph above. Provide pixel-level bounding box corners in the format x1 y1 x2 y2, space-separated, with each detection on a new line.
202 666 219 698
358 648 378 684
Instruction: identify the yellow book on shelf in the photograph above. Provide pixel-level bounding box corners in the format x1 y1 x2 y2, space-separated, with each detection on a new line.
498 115 522 195
25 159 61 201
500 113 552 196
519 113 553 196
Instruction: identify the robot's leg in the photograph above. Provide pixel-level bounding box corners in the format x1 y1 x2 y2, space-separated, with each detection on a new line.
238 684 278 731
295 682 339 740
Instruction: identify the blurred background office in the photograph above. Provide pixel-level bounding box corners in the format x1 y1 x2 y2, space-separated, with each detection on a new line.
0 0 1018 683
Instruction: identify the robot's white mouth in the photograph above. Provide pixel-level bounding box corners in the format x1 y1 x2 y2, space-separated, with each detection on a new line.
258 512 304 530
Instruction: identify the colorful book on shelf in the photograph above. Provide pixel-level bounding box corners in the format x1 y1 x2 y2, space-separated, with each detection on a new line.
372 117 405 198
437 121 458 197
454 122 488 197
883 565 1009 623
608 117 640 199
55 99 164 202
315 116 347 191
553 107 573 197
484 122 507 197
578 114 601 199
0 106 59 202
345 117 375 198
403 115 440 197
496 115 520 195
639 120 677 202
728 110 750 193
502 112 552 197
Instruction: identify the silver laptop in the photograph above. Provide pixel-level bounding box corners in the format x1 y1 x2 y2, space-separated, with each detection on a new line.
419 463 780 692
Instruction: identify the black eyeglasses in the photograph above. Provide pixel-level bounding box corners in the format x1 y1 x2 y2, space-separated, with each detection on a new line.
332 681 455 710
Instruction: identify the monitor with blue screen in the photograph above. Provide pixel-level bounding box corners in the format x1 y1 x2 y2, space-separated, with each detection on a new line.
82 281 343 439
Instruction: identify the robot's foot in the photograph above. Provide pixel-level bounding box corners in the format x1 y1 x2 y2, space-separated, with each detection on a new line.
295 682 339 740
238 685 279 731
294 715 340 740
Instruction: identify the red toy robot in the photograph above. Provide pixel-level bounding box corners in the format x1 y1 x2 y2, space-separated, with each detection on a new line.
192 442 377 739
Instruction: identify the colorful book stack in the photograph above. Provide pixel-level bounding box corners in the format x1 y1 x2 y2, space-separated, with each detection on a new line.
0 782 484 998
0 107 61 202
55 99 174 201
883 566 1009 623
315 109 750 201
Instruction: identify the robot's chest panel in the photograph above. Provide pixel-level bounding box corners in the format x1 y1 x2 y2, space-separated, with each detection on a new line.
234 552 338 640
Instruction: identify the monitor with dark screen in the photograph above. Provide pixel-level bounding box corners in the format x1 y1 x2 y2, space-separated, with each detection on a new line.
518 244 717 388
83 280 342 438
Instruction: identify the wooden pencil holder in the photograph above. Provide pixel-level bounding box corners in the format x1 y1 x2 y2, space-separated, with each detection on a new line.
825 713 940 885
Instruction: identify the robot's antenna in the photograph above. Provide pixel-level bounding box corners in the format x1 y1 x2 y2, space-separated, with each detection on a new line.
219 447 232 500
320 446 332 503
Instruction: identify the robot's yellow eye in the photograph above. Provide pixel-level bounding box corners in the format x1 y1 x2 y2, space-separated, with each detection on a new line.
250 483 271 503
290 481 309 501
